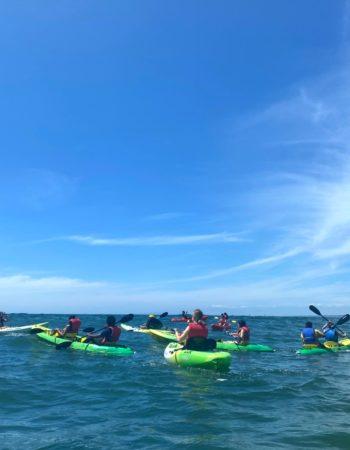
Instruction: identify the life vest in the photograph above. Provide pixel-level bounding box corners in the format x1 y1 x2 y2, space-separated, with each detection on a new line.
324 328 338 342
101 325 121 345
187 322 208 339
238 325 250 342
302 327 317 344
66 317 81 334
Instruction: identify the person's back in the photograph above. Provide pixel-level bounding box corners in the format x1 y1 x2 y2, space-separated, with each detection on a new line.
301 321 323 346
322 322 339 342
64 316 81 338
145 315 163 330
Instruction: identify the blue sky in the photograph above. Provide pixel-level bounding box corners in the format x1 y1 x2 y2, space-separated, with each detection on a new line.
1 1 350 315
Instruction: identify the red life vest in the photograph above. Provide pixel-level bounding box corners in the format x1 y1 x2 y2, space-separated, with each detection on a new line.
102 325 121 344
188 322 208 339
239 325 250 341
68 318 81 333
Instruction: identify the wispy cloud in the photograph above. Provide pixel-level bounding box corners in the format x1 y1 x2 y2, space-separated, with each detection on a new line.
54 232 245 246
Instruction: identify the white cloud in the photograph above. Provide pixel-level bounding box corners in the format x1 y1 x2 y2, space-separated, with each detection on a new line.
60 232 244 246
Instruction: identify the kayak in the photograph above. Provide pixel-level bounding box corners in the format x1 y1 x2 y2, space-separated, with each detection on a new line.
120 324 151 333
35 328 134 356
297 344 350 355
211 323 231 331
0 322 48 333
164 342 231 371
216 341 275 352
148 329 177 343
171 315 208 323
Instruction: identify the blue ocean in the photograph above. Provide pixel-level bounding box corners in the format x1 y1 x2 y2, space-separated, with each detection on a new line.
1 314 350 450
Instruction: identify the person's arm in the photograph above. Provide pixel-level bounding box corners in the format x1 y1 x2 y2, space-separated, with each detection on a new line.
315 329 324 338
175 326 189 343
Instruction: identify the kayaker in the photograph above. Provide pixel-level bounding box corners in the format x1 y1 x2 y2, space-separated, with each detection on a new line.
229 320 250 344
51 315 81 339
0 312 8 327
322 321 346 343
85 315 121 346
141 314 163 330
300 321 324 347
175 308 209 349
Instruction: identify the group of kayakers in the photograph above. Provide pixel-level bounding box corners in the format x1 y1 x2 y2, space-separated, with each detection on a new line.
50 315 123 346
301 320 347 347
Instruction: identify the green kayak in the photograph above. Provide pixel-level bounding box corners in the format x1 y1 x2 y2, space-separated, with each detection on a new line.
149 330 274 353
297 345 350 355
164 342 232 371
36 330 134 356
216 341 275 352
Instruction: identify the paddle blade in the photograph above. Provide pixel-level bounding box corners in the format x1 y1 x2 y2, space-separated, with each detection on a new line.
118 314 134 324
309 305 321 316
336 314 350 326
56 341 73 350
82 327 95 333
159 312 168 318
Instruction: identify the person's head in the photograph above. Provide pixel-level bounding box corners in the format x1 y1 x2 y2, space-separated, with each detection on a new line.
305 321 313 328
326 321 334 329
68 315 75 320
238 320 246 328
192 309 203 323
148 314 156 319
106 315 116 326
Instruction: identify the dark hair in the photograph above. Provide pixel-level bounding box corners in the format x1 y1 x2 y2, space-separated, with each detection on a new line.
107 315 116 326
68 315 76 320
238 320 246 327
192 309 205 324
305 321 313 328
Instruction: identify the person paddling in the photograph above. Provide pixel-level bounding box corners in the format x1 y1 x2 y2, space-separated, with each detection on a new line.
322 321 346 343
0 312 8 328
229 320 250 345
141 314 163 330
84 315 121 346
301 321 324 347
175 309 208 349
51 315 81 339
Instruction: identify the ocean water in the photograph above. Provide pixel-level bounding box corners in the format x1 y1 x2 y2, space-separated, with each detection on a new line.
1 313 350 450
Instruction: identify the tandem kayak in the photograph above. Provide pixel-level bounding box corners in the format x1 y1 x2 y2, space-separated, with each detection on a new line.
0 322 48 333
164 342 231 371
35 328 134 356
296 344 350 355
216 341 275 352
211 323 231 331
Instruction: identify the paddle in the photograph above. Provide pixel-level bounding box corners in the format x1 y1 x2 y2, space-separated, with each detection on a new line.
309 305 349 335
56 314 134 350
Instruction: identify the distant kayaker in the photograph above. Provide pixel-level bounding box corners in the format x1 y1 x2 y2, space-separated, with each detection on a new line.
141 314 163 330
85 315 121 346
175 309 208 348
229 320 250 345
0 312 8 327
301 321 324 346
51 315 81 339
322 321 346 343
